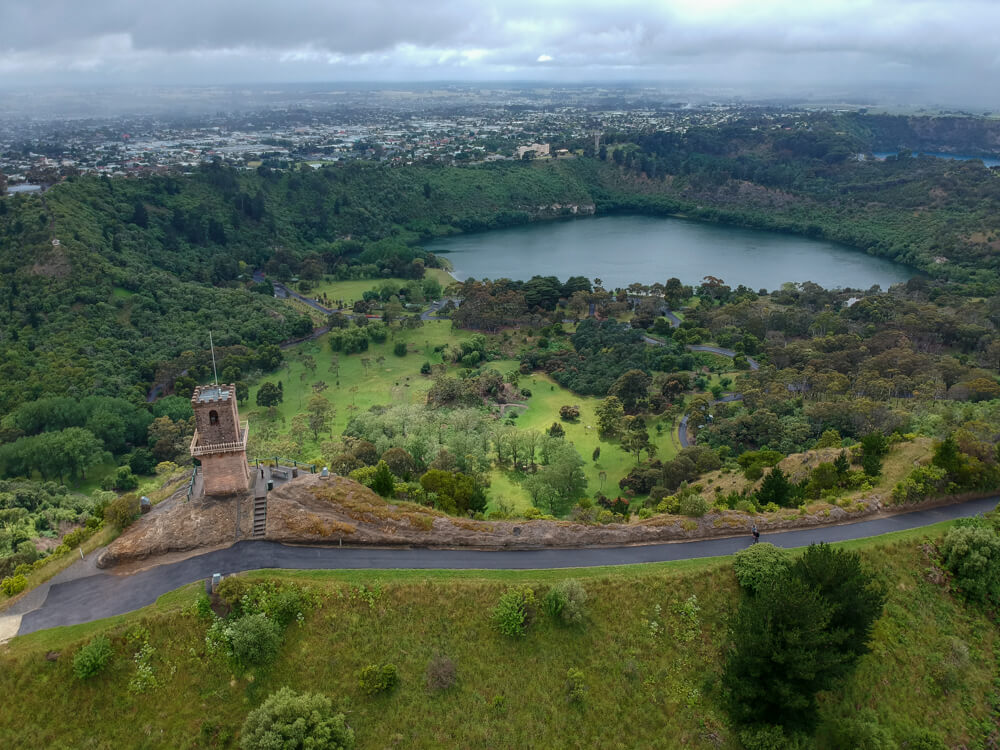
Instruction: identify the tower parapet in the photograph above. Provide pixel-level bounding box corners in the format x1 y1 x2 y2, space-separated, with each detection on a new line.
189 384 251 496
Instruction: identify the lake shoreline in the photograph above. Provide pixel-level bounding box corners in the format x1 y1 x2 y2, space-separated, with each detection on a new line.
427 211 917 292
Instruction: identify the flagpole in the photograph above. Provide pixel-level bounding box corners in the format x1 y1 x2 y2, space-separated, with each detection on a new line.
209 331 219 385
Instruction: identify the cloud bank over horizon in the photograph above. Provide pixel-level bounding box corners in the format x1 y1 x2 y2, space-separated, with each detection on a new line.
1 0 998 105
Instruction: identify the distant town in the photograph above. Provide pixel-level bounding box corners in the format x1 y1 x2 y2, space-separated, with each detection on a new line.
0 85 825 191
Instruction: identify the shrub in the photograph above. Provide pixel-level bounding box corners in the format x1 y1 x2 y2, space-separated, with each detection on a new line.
895 728 947 750
225 613 282 668
738 725 810 750
815 429 842 449
240 687 354 750
104 494 140 530
939 521 1000 604
193 593 214 621
393 341 407 357
733 543 790 593
155 461 179 475
824 709 897 750
62 527 91 549
217 576 251 609
358 663 399 695
420 361 432 375
559 405 580 421
425 654 457 692
1 573 28 596
679 494 708 517
369 461 396 498
656 495 681 514
891 465 948 504
544 579 587 626
73 635 113 680
491 585 537 637
239 580 317 627
102 466 139 492
565 667 586 704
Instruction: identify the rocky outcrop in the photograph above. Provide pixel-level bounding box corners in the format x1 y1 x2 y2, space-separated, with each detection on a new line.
97 487 253 568
262 474 879 549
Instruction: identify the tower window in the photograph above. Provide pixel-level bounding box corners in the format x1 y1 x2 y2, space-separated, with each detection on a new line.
209 410 219 425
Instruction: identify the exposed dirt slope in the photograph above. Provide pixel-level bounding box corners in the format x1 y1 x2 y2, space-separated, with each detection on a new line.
97 489 253 568
98 447 967 569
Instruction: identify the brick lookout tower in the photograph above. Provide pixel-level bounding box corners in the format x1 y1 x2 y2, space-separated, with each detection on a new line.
189 384 251 496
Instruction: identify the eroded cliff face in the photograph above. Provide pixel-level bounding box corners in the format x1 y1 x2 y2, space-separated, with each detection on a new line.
98 473 887 568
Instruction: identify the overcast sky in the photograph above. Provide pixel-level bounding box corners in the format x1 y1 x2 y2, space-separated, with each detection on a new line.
1 0 998 105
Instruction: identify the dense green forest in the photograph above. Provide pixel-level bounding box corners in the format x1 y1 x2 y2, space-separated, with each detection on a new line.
2 122 999 415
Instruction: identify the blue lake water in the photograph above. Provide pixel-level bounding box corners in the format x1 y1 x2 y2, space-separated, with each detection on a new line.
426 214 916 292
872 151 1000 167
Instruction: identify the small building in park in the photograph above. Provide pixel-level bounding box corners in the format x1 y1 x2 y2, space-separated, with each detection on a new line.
189 384 251 496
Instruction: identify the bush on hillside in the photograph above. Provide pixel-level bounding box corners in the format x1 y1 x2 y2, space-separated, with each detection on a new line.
217 613 282 668
240 687 354 750
104 494 140 530
544 579 587 626
732 543 790 594
425 654 457 692
565 667 586 704
73 635 113 680
358 663 399 695
1 574 27 597
738 725 810 750
491 585 537 637
939 520 1000 605
679 494 709 517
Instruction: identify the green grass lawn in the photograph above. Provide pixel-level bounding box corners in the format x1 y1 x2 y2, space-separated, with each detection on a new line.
247 321 474 463
306 269 455 310
1 529 995 749
509 372 678 500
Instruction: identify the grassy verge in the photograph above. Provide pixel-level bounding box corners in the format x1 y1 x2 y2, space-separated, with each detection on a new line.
0 527 993 748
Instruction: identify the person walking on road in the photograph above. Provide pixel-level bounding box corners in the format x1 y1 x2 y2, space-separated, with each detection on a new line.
751 524 760 544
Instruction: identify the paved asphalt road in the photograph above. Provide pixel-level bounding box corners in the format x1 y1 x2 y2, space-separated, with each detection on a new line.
16 495 997 636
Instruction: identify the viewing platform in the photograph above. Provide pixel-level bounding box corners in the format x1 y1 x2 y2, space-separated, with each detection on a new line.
189 420 249 457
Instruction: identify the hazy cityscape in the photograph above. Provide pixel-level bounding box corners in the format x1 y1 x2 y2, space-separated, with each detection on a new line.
0 86 822 188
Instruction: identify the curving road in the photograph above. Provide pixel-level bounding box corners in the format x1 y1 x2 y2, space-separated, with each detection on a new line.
14 495 998 636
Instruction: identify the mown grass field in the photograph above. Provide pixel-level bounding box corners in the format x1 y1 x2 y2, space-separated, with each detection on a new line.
306 268 455 310
0 526 994 749
247 321 474 442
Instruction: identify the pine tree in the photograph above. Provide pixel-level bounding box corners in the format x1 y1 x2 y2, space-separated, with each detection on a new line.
757 466 794 507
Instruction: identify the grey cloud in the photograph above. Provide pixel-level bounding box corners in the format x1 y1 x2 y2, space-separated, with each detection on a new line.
1 0 999 104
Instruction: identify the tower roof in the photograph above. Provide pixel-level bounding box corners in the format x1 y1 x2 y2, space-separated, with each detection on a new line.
195 386 229 402
192 384 233 404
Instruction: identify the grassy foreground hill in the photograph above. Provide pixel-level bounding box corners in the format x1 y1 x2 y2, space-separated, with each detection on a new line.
1 525 997 748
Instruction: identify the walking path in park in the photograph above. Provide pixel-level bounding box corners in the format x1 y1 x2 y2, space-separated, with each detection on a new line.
7 494 997 638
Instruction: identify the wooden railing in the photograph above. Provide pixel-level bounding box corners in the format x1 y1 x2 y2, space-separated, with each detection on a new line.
190 421 249 457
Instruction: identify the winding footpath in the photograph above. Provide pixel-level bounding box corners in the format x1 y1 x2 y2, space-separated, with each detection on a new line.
9 495 998 637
